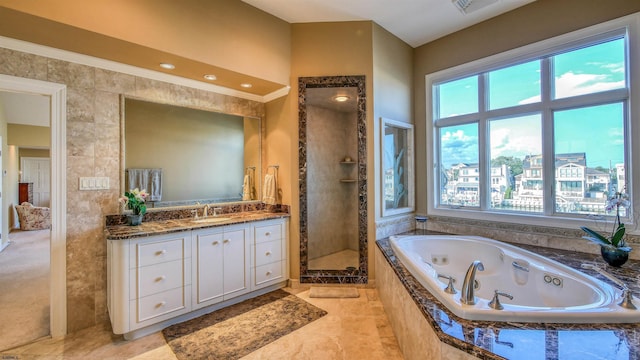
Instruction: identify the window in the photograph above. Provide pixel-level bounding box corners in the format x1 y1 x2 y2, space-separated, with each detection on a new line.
428 19 635 226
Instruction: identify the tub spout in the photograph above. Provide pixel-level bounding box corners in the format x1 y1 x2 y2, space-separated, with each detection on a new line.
461 260 484 305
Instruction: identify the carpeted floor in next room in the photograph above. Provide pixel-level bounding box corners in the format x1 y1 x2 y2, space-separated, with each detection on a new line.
0 287 404 360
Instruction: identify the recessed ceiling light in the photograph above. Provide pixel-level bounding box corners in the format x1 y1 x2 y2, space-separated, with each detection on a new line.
333 95 350 102
204 74 217 81
159 63 175 70
240 83 253 88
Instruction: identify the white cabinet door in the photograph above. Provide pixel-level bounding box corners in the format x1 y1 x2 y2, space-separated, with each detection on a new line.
192 224 250 310
223 228 249 297
194 230 224 305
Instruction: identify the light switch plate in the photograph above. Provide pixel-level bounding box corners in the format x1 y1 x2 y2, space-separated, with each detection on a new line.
79 177 110 190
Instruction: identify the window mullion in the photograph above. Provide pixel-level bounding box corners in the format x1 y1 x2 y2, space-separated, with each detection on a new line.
541 57 555 216
478 73 489 210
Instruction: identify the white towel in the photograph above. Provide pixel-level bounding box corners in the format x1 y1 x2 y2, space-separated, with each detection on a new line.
127 168 163 201
149 169 163 201
242 175 252 201
127 169 149 194
263 174 277 205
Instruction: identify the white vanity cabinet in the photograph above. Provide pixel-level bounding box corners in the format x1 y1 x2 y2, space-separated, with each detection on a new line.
191 224 251 310
107 216 289 339
252 219 288 289
107 232 192 336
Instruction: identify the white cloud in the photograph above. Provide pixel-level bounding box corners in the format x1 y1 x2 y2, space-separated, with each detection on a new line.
555 71 624 98
490 117 542 159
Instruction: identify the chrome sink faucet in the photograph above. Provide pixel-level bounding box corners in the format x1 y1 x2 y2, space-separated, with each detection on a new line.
461 260 484 305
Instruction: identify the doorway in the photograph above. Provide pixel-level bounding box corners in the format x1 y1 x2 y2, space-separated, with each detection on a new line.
0 74 67 348
0 92 51 350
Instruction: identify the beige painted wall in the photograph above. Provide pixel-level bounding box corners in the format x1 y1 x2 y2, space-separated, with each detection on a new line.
7 124 50 147
413 0 640 216
0 0 291 87
289 21 375 281
0 102 8 248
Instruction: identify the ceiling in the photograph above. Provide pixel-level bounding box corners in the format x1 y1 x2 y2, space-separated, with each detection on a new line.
0 0 534 122
0 92 49 127
242 0 535 47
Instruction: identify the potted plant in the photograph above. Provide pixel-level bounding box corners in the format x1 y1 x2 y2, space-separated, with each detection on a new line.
581 190 632 267
120 188 148 226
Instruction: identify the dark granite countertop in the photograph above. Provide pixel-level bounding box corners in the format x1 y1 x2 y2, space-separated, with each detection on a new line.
377 231 640 360
105 210 290 240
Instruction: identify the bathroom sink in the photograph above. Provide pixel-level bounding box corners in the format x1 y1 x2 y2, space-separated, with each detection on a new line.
190 217 231 224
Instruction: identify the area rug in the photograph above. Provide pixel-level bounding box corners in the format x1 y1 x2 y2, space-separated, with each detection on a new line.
309 287 360 298
162 289 327 360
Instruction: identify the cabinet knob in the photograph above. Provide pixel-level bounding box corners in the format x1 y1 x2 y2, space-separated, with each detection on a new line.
155 276 166 282
223 239 230 244
265 251 272 256
155 250 166 256
156 301 166 308
266 271 272 276
265 232 271 236
212 241 219 245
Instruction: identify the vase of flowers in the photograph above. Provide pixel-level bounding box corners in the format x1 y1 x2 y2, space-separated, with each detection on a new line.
581 190 632 267
120 188 148 226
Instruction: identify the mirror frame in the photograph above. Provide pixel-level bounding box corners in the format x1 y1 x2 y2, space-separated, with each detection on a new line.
381 117 415 217
298 75 368 284
119 94 264 212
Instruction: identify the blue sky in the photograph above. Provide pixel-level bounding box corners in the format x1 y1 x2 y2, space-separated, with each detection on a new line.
438 38 626 170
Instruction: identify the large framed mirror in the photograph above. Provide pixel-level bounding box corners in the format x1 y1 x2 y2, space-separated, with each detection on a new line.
381 117 414 217
120 96 262 209
299 75 367 284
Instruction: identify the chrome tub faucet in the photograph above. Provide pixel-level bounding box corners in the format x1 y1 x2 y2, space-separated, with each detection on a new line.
461 260 484 305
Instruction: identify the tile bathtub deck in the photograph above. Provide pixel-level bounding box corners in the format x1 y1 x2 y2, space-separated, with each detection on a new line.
377 233 640 360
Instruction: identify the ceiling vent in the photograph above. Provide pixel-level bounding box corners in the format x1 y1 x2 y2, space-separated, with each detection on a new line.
452 0 499 14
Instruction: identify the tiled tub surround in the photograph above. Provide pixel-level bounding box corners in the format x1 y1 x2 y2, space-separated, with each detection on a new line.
376 233 640 360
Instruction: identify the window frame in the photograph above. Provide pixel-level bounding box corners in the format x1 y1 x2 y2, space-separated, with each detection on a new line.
425 14 640 231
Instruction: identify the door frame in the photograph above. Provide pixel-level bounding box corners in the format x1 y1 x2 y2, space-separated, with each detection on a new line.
0 74 67 338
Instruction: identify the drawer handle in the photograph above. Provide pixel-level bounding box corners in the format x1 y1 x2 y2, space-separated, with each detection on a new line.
155 276 166 282
266 271 272 276
212 241 219 245
223 239 230 244
265 251 272 256
156 301 166 308
265 232 271 236
155 250 166 256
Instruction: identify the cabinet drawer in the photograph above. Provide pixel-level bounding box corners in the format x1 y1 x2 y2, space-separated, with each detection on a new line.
136 238 185 267
254 223 282 244
135 287 186 323
255 240 282 267
254 261 284 286
135 260 184 299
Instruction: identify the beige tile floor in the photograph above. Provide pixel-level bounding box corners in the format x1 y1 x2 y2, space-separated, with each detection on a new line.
1 287 404 360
